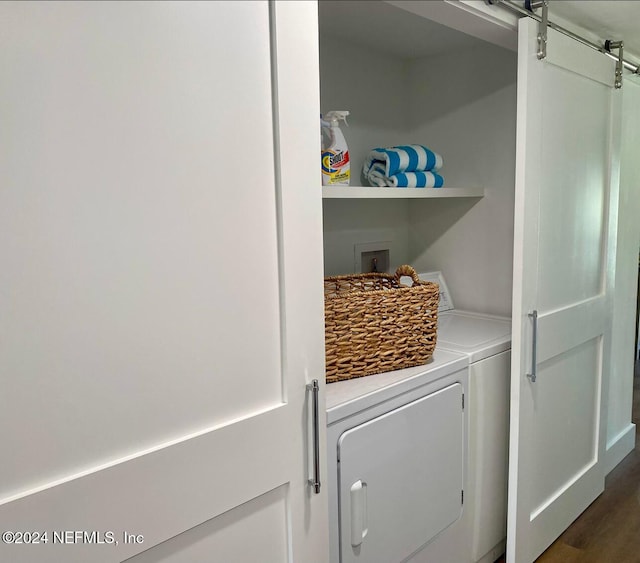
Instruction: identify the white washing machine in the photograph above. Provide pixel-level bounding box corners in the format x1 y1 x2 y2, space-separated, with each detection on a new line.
421 271 512 563
326 350 470 563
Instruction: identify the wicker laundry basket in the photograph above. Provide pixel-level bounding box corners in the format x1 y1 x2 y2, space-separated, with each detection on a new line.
324 265 438 383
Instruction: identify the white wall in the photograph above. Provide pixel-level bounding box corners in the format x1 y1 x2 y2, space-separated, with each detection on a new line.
319 33 409 185
320 33 518 311
407 43 517 316
322 199 410 276
320 33 415 276
606 77 640 470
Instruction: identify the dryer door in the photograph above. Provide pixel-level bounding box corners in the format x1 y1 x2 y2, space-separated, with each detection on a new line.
338 383 464 563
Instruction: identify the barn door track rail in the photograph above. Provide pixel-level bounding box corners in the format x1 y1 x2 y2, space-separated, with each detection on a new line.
486 0 640 87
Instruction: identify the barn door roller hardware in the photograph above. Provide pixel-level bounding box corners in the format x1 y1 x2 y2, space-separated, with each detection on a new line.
525 0 548 59
605 40 624 89
485 0 640 79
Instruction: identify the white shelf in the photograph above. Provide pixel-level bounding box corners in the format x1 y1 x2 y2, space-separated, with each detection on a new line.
322 186 484 199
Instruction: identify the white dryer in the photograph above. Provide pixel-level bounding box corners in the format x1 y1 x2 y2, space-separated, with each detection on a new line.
420 271 512 563
326 350 469 563
325 271 511 563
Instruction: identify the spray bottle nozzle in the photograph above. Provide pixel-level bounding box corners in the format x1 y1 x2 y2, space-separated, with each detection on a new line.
324 110 349 127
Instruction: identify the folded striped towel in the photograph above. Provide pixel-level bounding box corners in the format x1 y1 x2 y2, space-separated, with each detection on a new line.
363 144 443 178
367 167 444 188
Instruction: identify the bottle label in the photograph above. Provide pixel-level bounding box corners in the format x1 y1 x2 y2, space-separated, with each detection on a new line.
321 149 350 184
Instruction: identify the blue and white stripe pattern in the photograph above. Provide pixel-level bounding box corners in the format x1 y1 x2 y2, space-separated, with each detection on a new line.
363 144 444 188
363 145 443 177
368 168 444 188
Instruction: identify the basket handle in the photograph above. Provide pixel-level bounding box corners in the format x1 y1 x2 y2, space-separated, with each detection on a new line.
394 265 421 286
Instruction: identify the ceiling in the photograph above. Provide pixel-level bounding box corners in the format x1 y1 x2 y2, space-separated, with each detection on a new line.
549 1 640 62
318 1 484 59
318 1 640 67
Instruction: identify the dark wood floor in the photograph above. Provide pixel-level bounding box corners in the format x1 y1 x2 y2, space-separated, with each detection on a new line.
498 363 640 563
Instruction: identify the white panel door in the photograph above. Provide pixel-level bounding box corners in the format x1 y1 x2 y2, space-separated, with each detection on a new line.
338 383 464 563
0 2 328 562
508 18 619 563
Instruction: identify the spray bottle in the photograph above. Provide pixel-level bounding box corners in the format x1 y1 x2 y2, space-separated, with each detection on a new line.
321 111 350 186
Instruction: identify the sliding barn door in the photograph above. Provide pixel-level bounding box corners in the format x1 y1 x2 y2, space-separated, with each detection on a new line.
508 17 619 563
0 2 327 562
